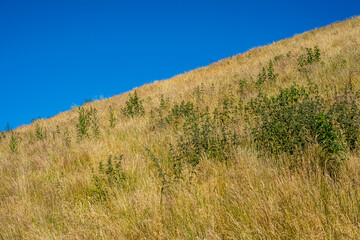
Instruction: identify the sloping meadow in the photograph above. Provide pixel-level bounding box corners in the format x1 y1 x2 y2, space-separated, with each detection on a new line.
1 16 360 239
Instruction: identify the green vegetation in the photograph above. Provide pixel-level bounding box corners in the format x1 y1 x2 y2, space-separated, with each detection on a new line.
76 106 99 138
91 155 126 201
121 90 145 117
9 132 20 153
297 45 321 67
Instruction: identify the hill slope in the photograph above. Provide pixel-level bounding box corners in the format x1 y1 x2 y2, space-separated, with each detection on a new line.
1 16 360 239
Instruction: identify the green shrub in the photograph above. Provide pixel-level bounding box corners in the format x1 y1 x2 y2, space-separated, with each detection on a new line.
166 99 239 169
267 60 278 82
297 46 321 68
256 60 278 87
35 123 46 140
328 92 360 150
247 83 351 176
76 107 92 138
76 107 100 138
90 107 99 137
315 113 345 176
164 101 194 128
247 84 323 155
108 106 117 128
256 67 267 86
91 155 126 201
121 90 145 117
145 148 170 205
9 132 21 153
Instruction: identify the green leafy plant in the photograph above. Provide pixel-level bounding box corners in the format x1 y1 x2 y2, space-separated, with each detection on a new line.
76 107 100 138
298 46 321 68
9 132 21 153
76 107 92 138
328 91 360 150
247 82 351 176
267 60 278 82
256 60 278 87
145 148 170 205
121 90 145 117
35 123 46 140
90 107 99 137
315 113 345 176
108 106 117 128
91 155 126 201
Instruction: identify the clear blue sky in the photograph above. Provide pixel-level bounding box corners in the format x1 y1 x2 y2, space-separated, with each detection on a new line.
1 0 359 130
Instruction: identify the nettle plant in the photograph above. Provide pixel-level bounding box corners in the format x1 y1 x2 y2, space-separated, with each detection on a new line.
256 60 278 87
246 82 358 176
149 95 241 188
121 90 145 117
9 132 21 153
108 106 117 128
76 106 100 138
297 46 321 68
35 123 47 140
91 155 126 201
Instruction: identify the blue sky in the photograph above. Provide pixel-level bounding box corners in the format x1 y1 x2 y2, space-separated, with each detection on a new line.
1 0 359 130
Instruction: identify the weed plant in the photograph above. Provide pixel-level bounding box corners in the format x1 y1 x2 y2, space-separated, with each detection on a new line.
9 132 21 153
121 90 145 117
91 155 126 200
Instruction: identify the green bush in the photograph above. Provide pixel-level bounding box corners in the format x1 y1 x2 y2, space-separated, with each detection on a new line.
108 106 117 128
91 155 126 201
315 113 345 176
90 107 99 137
76 107 92 138
256 60 278 87
247 83 352 176
297 46 321 68
328 91 360 150
247 84 323 155
121 90 145 117
76 106 100 138
35 123 47 140
9 132 21 153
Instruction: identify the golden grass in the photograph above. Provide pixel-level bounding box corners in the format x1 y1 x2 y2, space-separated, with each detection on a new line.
1 16 360 239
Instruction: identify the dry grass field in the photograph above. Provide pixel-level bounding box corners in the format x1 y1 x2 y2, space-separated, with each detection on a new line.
1 16 360 239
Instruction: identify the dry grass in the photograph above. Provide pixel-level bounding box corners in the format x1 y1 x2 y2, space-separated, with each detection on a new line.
1 16 360 239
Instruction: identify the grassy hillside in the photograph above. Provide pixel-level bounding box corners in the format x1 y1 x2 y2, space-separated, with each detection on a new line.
1 16 360 239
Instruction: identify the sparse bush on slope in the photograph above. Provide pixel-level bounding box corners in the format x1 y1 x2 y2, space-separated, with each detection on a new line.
121 90 145 117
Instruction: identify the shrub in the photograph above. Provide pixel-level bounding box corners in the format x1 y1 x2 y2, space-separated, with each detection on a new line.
108 106 117 128
76 107 92 138
297 46 321 68
247 84 323 155
315 113 345 176
63 127 71 147
145 148 171 205
121 90 145 117
256 60 278 87
35 123 46 140
247 83 350 176
328 91 360 150
91 155 126 201
164 101 194 128
76 106 100 138
267 60 278 82
9 132 21 153
90 107 99 137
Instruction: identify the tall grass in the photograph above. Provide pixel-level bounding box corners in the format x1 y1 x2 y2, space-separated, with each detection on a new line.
1 16 360 239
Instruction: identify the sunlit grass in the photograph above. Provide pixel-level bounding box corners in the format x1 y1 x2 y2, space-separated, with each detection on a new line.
1 16 360 239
